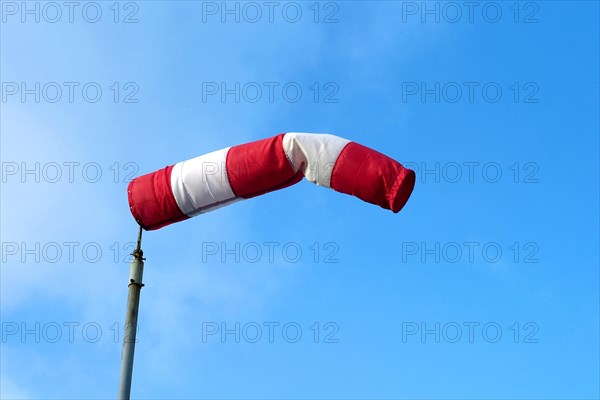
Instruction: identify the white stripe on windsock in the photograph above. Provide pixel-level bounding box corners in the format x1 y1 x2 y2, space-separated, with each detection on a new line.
282 133 351 188
170 147 242 217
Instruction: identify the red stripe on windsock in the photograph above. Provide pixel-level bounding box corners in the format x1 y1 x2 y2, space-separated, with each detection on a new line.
330 142 416 213
226 133 304 199
127 165 189 230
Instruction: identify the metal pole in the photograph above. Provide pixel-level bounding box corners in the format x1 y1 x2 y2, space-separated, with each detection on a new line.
118 225 145 400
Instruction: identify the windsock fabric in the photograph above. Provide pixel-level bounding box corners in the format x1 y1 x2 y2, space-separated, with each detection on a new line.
128 133 416 230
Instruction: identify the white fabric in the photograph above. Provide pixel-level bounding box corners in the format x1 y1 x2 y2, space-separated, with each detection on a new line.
170 147 242 217
282 133 351 188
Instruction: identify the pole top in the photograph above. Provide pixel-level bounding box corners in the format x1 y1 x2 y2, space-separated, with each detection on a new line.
133 225 144 260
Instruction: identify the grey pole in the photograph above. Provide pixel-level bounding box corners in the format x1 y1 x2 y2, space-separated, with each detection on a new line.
118 225 145 400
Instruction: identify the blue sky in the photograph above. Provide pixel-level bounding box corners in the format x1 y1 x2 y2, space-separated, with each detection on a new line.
1 1 598 399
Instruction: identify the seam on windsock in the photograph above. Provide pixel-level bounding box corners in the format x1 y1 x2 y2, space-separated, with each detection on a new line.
186 197 243 217
281 133 299 174
221 148 241 201
323 141 350 189
154 166 182 225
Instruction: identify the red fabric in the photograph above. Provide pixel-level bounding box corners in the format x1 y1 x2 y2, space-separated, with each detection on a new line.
226 133 304 199
330 142 415 213
127 165 189 230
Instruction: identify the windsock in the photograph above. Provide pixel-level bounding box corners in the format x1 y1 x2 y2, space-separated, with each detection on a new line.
128 133 415 230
